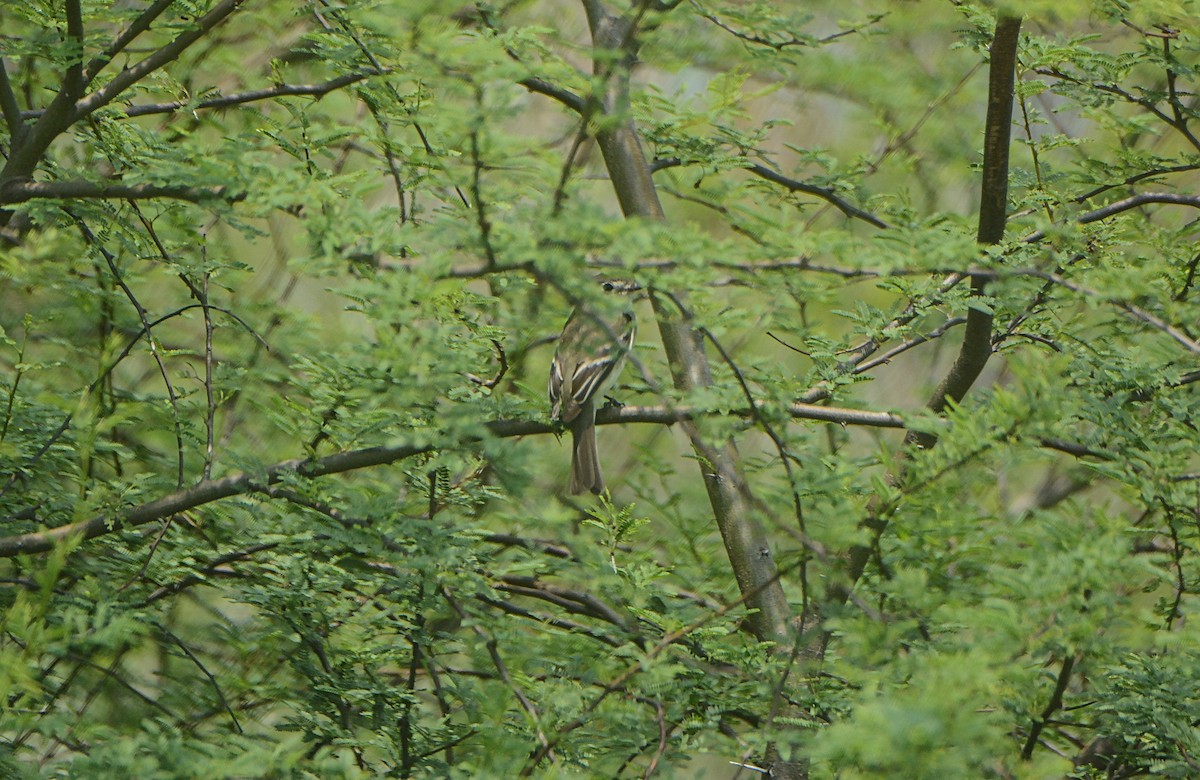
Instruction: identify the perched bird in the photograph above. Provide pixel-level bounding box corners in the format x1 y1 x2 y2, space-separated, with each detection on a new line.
549 279 640 494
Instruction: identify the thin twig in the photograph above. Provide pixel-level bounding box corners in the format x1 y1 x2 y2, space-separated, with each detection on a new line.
156 624 244 734
444 589 557 763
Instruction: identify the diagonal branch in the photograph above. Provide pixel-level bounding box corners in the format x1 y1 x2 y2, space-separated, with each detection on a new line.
743 161 890 229
519 77 587 113
1021 653 1078 761
585 1 795 650
1023 191 1200 243
83 0 177 84
72 0 247 123
651 157 890 229
0 58 25 142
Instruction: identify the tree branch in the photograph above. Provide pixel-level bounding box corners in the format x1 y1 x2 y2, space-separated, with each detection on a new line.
906 14 1021 449
1072 163 1200 204
1021 653 1077 760
1023 191 1200 243
585 1 795 650
519 77 588 113
64 0 85 98
0 58 25 142
0 0 246 228
71 0 247 123
0 180 239 205
20 71 383 121
0 400 905 559
83 0 177 84
652 157 891 229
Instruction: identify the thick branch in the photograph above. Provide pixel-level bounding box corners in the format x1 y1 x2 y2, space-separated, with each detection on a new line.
0 180 239 205
64 0 85 98
906 14 1021 449
519 77 587 113
0 2 90 193
586 3 794 649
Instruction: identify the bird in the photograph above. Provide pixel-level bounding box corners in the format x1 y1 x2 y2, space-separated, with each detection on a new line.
549 279 640 494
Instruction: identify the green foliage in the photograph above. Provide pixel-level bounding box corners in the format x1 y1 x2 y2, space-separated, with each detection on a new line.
2 0 1200 776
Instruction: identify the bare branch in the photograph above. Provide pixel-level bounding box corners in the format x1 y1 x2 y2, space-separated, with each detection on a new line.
0 180 239 205
692 3 886 51
156 624 244 734
1023 192 1200 243
1072 163 1200 204
1021 654 1078 760
1077 191 1200 224
976 266 1200 356
853 317 968 374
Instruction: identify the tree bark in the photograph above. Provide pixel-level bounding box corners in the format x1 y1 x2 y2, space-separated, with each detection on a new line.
906 14 1022 448
583 1 795 649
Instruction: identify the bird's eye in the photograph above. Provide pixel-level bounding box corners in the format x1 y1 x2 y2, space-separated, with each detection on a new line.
602 282 614 291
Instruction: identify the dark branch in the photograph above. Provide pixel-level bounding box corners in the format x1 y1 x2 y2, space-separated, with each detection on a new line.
21 71 383 121
1072 163 1200 204
83 0 176 84
906 14 1021 448
1078 191 1200 224
1023 192 1200 243
64 0 85 98
653 157 890 229
696 6 885 51
519 77 588 113
1021 654 1077 760
72 0 247 122
0 0 245 206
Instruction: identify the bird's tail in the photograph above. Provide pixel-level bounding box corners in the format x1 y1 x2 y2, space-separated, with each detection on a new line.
569 412 604 495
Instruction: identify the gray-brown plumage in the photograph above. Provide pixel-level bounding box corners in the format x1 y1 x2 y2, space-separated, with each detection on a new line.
549 280 639 494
